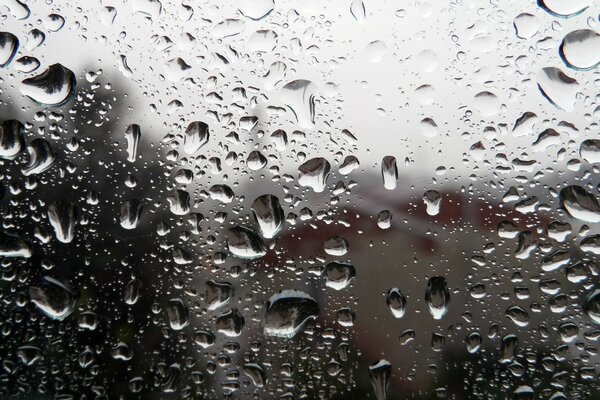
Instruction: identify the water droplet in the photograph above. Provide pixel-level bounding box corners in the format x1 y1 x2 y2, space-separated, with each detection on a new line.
216 308 245 337
381 156 397 190
182 121 209 154
166 298 189 330
585 289 600 324
536 67 578 111
124 124 141 162
0 119 25 160
29 276 78 320
227 225 266 259
559 29 600 71
513 13 539 39
538 0 591 18
0 32 18 67
264 290 319 338
423 190 442 216
325 261 356 290
20 64 76 107
506 306 530 327
251 194 285 239
238 0 274 20
298 157 330 193
365 40 387 63
205 281 234 310
281 80 317 129
324 235 349 256
559 185 600 223
124 278 141 305
120 200 143 229
386 288 407 318
0 231 32 258
425 276 449 320
350 0 366 23
369 359 391 400
0 0 30 20
47 201 77 243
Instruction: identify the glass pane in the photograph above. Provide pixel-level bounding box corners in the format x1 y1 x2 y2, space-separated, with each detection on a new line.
0 0 599 398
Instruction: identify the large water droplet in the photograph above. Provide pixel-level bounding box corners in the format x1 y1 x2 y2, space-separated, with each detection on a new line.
538 0 591 18
0 231 32 258
47 201 77 243
0 31 18 67
369 359 391 400
20 64 76 107
536 67 578 111
264 290 319 338
0 119 25 160
183 121 209 154
124 124 141 162
425 276 449 320
381 156 397 190
29 276 78 320
325 261 356 290
298 157 330 193
205 281 234 311
559 185 600 223
251 194 285 239
166 298 189 330
386 288 407 318
559 29 600 71
281 80 317 129
227 225 266 259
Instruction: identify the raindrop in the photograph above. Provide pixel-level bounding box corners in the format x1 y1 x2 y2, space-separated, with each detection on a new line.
264 290 319 338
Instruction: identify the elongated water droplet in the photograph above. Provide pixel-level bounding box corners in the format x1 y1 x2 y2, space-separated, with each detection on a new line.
124 278 141 305
125 124 141 162
536 67 578 111
22 138 55 176
251 194 284 239
184 121 209 154
425 276 449 320
0 119 25 160
205 281 234 311
381 156 397 190
386 288 407 318
350 0 366 23
166 298 189 330
0 32 18 67
369 360 391 400
47 201 77 243
167 189 190 215
120 199 143 229
281 80 317 129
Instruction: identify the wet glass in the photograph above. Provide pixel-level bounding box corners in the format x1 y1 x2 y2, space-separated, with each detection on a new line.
1 0 600 399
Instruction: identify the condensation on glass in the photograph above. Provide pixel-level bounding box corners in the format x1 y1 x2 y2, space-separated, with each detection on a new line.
0 0 599 398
